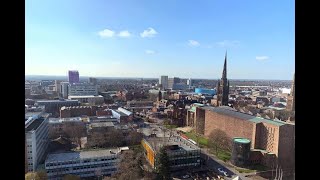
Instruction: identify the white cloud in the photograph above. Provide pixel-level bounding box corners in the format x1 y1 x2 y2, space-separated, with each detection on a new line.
256 56 270 61
216 40 240 48
140 27 158 38
188 40 200 47
118 30 131 37
98 29 115 38
145 50 156 54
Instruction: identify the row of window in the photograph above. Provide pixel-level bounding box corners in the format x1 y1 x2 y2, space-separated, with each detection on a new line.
46 158 117 167
47 165 117 173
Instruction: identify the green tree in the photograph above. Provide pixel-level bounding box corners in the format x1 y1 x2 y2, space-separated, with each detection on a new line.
156 147 171 180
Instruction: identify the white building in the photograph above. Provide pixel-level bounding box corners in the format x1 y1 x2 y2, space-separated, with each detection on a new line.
187 78 192 86
60 82 69 98
159 76 168 90
68 95 104 105
68 84 98 96
45 148 128 179
25 114 50 172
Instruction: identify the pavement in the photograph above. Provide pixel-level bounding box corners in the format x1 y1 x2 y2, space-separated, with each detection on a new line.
201 148 248 180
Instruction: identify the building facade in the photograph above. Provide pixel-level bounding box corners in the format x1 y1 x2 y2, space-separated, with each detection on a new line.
159 76 169 90
68 70 80 84
68 95 104 105
45 148 127 180
37 99 80 115
141 136 201 171
187 105 295 170
168 77 180 89
60 82 69 99
25 114 50 172
88 77 98 85
286 73 295 112
68 84 98 96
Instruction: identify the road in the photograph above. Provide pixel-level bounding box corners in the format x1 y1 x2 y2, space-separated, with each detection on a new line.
201 148 249 180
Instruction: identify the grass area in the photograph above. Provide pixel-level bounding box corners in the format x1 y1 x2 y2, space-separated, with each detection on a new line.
208 147 231 162
235 168 256 173
235 164 269 173
164 124 178 129
250 164 269 171
184 131 209 147
216 150 231 162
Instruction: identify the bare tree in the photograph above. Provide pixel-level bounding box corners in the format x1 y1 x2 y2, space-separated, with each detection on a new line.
87 129 125 148
62 174 81 180
208 129 231 155
126 131 143 146
112 150 144 180
63 122 86 149
25 170 47 180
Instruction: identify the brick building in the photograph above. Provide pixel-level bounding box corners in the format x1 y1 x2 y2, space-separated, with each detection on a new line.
187 105 294 171
60 105 111 118
286 73 295 112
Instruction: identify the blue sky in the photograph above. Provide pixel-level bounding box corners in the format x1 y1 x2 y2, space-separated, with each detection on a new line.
26 0 294 80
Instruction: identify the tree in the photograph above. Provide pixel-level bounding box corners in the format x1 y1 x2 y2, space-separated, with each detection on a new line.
126 131 143 146
25 172 40 180
208 129 231 155
25 170 47 180
62 174 80 180
156 147 171 180
63 122 86 149
112 150 144 180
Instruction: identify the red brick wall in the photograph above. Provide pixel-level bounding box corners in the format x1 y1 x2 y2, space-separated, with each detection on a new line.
60 108 71 118
204 110 255 147
96 109 112 116
278 124 295 170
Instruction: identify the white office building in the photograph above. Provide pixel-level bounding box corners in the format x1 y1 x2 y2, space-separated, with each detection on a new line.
159 76 169 90
68 84 98 96
60 82 69 98
45 148 129 179
68 95 104 105
25 114 50 172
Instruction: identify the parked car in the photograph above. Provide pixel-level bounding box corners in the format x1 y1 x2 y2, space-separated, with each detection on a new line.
182 174 190 179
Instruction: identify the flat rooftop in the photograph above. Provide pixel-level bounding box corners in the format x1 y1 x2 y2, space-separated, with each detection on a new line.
25 117 45 132
37 99 79 103
144 136 200 153
68 95 103 98
25 111 43 119
46 148 120 163
90 122 114 128
114 110 128 116
202 106 291 127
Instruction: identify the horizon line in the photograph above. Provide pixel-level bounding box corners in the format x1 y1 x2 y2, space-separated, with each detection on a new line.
25 74 293 81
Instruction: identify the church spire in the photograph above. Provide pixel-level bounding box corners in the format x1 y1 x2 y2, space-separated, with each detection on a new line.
222 51 227 79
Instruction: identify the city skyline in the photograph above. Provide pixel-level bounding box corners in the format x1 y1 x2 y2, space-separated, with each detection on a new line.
26 0 294 80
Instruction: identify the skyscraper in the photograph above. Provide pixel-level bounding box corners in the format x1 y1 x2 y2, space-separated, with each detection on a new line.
159 75 169 90
68 70 80 84
168 77 180 89
60 82 69 99
216 52 230 106
89 77 98 85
